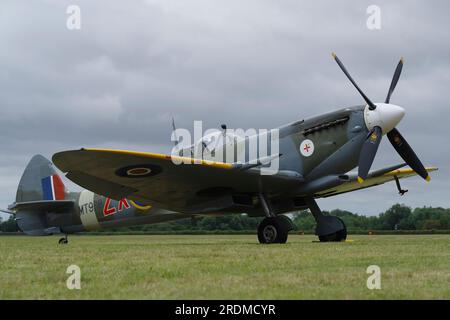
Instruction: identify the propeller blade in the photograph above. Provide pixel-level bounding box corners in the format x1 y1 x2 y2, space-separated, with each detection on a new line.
358 126 382 183
387 128 430 181
385 58 404 103
332 52 377 110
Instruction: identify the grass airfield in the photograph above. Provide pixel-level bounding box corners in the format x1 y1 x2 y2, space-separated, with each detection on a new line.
0 234 449 299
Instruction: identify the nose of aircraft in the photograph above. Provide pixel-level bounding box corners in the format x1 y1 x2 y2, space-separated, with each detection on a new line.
364 103 405 134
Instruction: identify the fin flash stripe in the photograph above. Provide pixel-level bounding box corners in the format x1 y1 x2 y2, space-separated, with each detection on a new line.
41 175 65 200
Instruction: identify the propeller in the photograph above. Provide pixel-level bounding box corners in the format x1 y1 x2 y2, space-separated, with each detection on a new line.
332 53 377 110
331 53 431 183
357 126 382 182
387 128 430 181
385 58 403 104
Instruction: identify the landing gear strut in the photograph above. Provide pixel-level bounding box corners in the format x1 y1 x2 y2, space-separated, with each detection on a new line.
394 175 408 196
306 198 347 242
58 234 68 245
257 193 294 244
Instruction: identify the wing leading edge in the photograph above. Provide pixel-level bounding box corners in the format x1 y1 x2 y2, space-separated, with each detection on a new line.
316 166 438 198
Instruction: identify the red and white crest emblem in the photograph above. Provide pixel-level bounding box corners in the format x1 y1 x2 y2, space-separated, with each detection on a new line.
300 139 314 157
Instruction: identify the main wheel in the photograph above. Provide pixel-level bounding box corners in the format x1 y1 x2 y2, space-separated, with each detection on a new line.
318 217 347 242
257 216 292 244
58 237 68 245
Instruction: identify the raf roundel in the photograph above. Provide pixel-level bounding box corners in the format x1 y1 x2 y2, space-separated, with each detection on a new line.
126 167 152 176
115 164 162 178
300 139 315 157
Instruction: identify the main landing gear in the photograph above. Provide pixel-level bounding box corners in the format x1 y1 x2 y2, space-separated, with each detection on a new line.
305 198 347 242
58 234 68 245
257 193 294 244
256 194 347 243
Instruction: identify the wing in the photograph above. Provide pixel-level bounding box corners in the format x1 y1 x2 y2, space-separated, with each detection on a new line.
316 165 438 198
52 148 301 212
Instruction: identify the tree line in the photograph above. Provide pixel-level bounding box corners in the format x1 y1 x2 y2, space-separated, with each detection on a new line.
1 203 449 233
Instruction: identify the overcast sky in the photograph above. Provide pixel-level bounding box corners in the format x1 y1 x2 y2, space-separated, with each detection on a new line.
1 0 449 219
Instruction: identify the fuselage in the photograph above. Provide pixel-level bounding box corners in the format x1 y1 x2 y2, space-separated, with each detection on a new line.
25 191 186 234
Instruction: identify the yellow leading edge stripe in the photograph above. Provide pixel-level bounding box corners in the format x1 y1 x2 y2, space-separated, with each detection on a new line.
358 167 437 184
85 148 234 170
383 167 437 178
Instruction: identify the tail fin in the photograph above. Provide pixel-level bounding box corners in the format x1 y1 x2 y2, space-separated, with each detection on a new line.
12 155 69 236
16 154 67 203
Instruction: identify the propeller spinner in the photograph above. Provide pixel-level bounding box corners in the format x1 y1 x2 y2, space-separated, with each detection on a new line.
331 53 430 183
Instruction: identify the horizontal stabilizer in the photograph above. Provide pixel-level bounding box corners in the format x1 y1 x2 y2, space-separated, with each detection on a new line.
8 200 74 213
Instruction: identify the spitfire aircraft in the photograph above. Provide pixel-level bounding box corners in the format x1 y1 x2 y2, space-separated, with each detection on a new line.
2 54 437 244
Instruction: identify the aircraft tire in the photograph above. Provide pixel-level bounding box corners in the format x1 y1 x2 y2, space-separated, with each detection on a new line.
58 237 68 245
257 216 290 244
318 217 347 242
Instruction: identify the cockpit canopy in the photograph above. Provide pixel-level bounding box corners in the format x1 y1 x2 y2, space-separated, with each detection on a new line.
179 129 244 160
